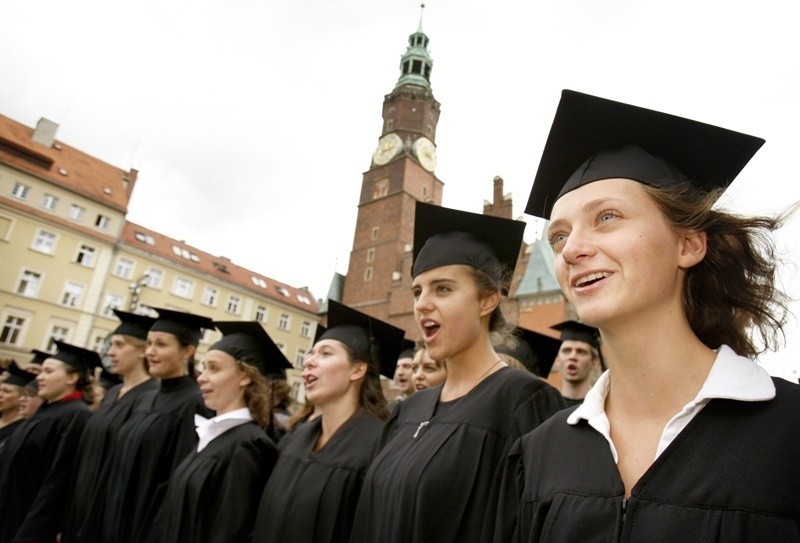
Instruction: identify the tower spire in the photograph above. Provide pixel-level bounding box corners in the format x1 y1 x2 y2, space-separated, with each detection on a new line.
396 7 433 90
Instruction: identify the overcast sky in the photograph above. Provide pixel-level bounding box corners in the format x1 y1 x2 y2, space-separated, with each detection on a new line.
2 0 798 379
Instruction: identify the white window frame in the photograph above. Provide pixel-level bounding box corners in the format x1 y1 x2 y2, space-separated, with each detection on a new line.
0 313 28 345
32 229 57 254
61 281 84 308
16 269 43 297
255 305 267 322
201 286 218 307
75 244 96 267
104 293 125 316
295 349 307 367
300 320 312 337
68 204 86 221
172 277 194 299
42 193 58 210
95 214 111 230
144 268 164 289
114 257 135 279
11 183 30 200
226 295 241 314
47 325 71 350
278 313 290 331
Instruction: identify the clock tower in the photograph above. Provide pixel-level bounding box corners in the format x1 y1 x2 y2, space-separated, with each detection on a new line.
341 15 443 337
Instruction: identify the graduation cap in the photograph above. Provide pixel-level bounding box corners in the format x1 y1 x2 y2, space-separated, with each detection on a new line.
111 309 157 341
525 90 765 220
211 321 293 378
496 327 561 378
148 307 214 346
412 201 526 294
398 338 417 361
29 349 52 366
50 340 103 374
317 300 406 379
550 320 600 350
4 361 38 388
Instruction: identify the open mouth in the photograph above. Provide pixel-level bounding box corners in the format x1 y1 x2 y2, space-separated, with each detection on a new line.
304 375 318 388
573 272 610 288
421 320 440 340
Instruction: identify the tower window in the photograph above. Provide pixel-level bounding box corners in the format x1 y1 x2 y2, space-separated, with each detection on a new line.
363 267 373 282
366 248 375 262
371 227 379 241
412 60 423 75
373 179 389 199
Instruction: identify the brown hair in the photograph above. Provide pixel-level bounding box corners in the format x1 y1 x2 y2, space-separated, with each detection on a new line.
238 360 270 429
340 343 389 420
643 184 795 357
466 265 515 345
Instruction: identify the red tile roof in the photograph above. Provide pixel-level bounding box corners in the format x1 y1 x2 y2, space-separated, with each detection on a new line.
0 113 135 212
121 221 320 313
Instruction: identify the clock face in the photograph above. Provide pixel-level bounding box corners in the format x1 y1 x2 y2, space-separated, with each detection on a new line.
372 133 404 166
412 136 437 172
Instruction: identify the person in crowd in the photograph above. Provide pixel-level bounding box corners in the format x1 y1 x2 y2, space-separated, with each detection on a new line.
23 348 50 376
550 319 601 406
62 310 158 543
0 341 98 543
411 342 446 391
158 321 283 542
253 300 405 542
494 326 562 379
101 307 214 543
0 362 35 448
389 340 416 408
18 379 43 419
350 202 566 541
498 89 800 541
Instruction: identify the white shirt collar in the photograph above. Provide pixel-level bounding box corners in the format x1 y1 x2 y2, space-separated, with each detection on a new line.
195 407 253 452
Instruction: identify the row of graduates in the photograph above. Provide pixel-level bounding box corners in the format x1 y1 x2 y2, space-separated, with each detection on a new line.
2 88 800 542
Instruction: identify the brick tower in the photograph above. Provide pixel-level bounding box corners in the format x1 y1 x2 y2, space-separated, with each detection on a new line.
341 16 442 338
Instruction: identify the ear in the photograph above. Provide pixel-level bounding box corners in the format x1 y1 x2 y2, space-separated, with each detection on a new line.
181 344 197 361
65 371 80 387
478 289 500 318
678 229 707 269
350 361 368 382
239 373 253 388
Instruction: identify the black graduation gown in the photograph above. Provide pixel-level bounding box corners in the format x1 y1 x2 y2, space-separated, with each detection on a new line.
0 419 23 451
496 377 800 543
158 421 278 543
253 411 385 542
0 397 90 543
61 378 158 543
350 367 566 542
101 376 211 543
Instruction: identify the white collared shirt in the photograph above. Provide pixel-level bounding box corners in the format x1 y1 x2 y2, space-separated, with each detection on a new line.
195 407 253 452
567 345 776 463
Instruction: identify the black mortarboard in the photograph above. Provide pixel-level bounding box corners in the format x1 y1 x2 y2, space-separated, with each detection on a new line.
317 300 405 379
398 338 416 360
50 340 102 374
211 321 293 378
148 307 214 346
496 327 561 378
525 90 765 220
550 320 600 350
5 361 38 388
111 309 157 341
30 349 52 365
412 202 526 294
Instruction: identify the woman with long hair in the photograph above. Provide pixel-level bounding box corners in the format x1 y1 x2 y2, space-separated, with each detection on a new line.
253 300 405 542
350 202 566 542
101 307 214 543
0 341 98 543
498 90 800 541
158 321 282 542
62 310 158 543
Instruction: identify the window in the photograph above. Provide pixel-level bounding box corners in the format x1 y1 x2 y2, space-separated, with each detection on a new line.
11 183 30 199
300 320 312 337
104 293 124 316
295 349 306 367
75 244 96 266
297 294 312 305
276 343 286 354
251 276 267 288
114 257 135 279
278 313 290 331
371 226 379 240
366 247 375 262
277 286 290 297
144 268 163 289
93 334 109 352
32 229 57 254
255 305 267 322
133 231 156 245
422 186 428 197
47 326 70 351
0 315 26 345
95 214 111 230
373 178 389 199
226 295 241 314
16 270 42 297
69 204 86 221
363 267 373 281
201 286 218 306
61 281 84 308
172 277 194 299
42 194 58 210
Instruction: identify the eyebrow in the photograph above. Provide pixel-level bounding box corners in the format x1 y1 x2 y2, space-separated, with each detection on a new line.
548 197 625 234
411 277 458 291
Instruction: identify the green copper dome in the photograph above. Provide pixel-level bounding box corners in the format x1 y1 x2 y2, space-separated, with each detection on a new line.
395 10 433 89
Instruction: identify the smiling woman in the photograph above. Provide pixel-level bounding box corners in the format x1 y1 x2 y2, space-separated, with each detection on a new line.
498 90 800 542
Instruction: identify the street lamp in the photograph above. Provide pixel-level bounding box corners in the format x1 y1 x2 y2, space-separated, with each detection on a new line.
128 273 150 312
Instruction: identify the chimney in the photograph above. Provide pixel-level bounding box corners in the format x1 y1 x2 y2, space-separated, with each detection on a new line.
32 118 59 148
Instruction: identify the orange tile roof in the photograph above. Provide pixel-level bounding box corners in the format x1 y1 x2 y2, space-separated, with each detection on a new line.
0 113 135 212
121 221 320 313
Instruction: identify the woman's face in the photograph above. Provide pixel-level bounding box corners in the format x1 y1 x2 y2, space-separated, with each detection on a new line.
412 264 494 362
412 348 446 391
107 334 146 377
36 359 79 402
197 350 249 414
19 391 43 418
301 339 364 407
146 331 193 379
548 178 694 328
0 383 22 415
